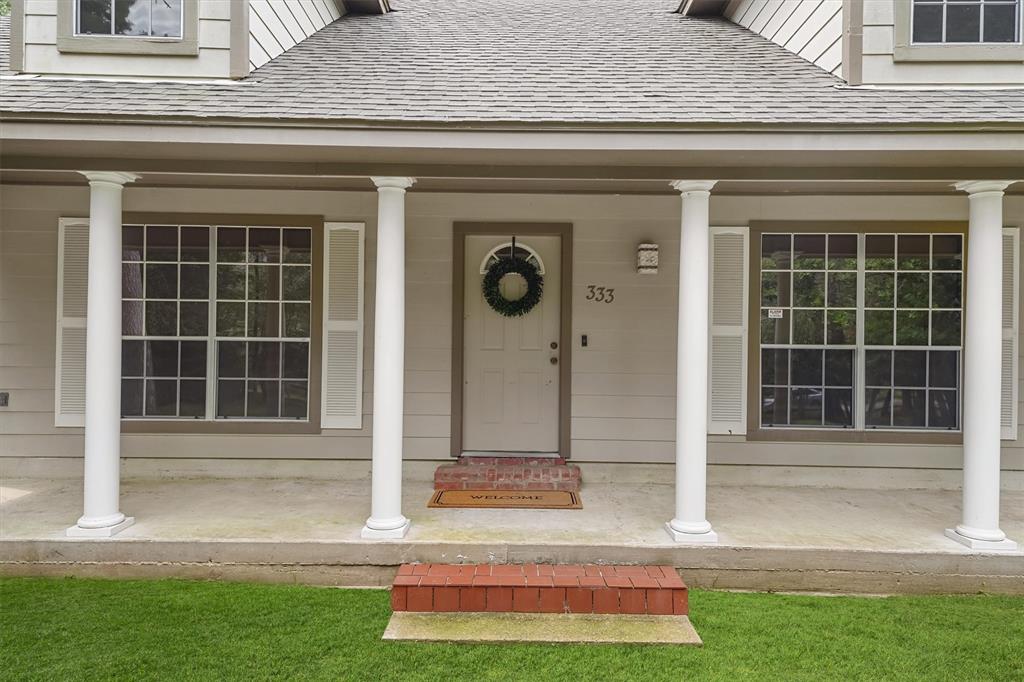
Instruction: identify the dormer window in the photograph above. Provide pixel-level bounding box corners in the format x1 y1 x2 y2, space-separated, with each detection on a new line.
76 0 184 39
911 0 1021 44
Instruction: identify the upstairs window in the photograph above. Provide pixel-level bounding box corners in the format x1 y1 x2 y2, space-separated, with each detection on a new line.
912 0 1021 44
76 0 184 39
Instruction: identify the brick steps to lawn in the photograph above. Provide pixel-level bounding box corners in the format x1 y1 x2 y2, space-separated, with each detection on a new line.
433 456 582 492
391 564 688 616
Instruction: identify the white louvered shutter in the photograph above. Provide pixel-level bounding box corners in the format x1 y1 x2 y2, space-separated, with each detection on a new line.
55 218 90 427
1001 227 1019 440
321 222 365 429
708 226 749 435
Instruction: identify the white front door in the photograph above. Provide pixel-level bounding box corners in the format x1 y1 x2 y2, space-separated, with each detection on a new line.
463 235 561 453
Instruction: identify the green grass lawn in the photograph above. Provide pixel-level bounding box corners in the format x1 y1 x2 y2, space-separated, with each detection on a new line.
1 578 1021 681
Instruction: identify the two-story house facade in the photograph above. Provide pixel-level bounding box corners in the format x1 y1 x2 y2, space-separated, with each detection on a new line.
0 0 1021 555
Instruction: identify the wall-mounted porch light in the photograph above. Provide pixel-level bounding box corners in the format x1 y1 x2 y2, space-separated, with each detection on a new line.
637 242 659 274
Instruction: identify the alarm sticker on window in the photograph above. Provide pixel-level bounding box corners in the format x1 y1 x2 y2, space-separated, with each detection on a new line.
767 308 784 319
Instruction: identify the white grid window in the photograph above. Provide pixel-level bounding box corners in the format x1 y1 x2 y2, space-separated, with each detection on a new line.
121 224 312 421
912 0 1021 44
759 233 963 432
76 0 184 38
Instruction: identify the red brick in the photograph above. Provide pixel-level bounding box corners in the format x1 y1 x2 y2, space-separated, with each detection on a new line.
457 565 477 577
428 565 461 576
620 589 646 614
513 588 540 612
493 565 524 576
448 575 474 587
420 575 448 587
475 565 493 575
521 564 539 577
552 565 585 576
460 587 487 612
537 565 555 576
552 576 580 588
579 577 605 588
390 586 408 611
393 576 420 587
617 566 648 577
659 566 680 580
647 589 673 615
657 575 686 589
486 587 513 612
498 576 527 587
412 564 430 576
538 588 566 613
599 566 618 576
397 565 415 576
525 575 553 587
584 565 602 577
605 577 632 589
473 575 501 587
565 588 593 613
645 566 665 578
407 587 433 612
593 589 620 614
630 576 659 589
672 589 689 615
434 588 460 612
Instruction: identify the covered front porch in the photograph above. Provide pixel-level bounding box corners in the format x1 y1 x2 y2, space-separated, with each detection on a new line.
2 462 1022 593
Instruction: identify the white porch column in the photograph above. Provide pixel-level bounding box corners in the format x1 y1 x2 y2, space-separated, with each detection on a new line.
946 180 1018 551
362 176 416 539
666 180 718 543
67 171 139 537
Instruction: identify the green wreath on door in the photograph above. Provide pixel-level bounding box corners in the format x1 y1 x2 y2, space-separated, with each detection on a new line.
482 257 544 318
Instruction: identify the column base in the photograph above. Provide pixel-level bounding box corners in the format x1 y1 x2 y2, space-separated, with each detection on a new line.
361 518 411 540
944 528 1019 552
665 522 718 544
67 516 135 538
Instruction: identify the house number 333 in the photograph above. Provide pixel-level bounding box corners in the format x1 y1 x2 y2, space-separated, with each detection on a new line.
586 285 615 303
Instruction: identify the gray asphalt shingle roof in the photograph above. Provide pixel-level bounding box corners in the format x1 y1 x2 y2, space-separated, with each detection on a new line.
1 1 1023 126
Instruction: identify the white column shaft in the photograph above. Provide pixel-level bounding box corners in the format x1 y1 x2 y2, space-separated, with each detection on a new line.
667 181 717 542
363 178 414 538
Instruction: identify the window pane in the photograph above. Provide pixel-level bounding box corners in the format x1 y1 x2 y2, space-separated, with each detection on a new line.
912 3 944 42
180 340 206 378
247 380 280 418
792 309 824 344
146 225 177 261
761 310 790 344
865 350 892 386
122 300 143 335
218 341 246 378
824 389 853 427
281 381 308 418
791 349 823 385
825 349 853 386
217 265 246 300
931 310 961 346
792 272 824 307
865 309 893 345
145 379 177 416
932 234 963 270
217 380 245 417
789 388 823 425
179 301 208 336
115 0 151 36
893 389 927 427
865 388 892 427
865 235 894 270
79 0 113 33
146 263 177 299
147 340 178 377
283 343 310 379
145 301 177 336
827 234 857 271
151 0 182 37
827 272 857 308
217 228 246 262
984 3 1018 42
929 390 958 429
929 350 959 388
826 309 856 345
123 225 144 261
179 380 206 418
283 229 312 264
283 303 311 337
893 350 927 387
897 235 930 270
864 273 894 308
248 265 281 301
793 234 825 270
123 262 144 298
931 273 962 309
761 234 791 270
761 388 788 425
216 302 245 336
946 3 982 42
180 226 209 262
896 273 929 309
895 310 928 345
248 303 281 337
248 228 281 263
247 341 281 379
180 264 209 299
761 349 789 385
121 379 143 416
122 340 144 376
761 272 791 307
282 266 312 301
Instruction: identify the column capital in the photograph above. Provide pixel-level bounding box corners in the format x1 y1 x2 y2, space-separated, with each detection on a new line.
372 176 416 190
78 171 141 187
954 180 1015 196
670 180 717 195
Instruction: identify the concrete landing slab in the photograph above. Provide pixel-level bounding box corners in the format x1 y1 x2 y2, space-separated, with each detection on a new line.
382 611 703 645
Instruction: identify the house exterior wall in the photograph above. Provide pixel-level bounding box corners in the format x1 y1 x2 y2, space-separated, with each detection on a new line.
861 0 1024 85
726 0 844 76
2 183 1022 471
248 0 343 71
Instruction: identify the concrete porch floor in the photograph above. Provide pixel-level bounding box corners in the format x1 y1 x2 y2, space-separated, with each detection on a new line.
2 469 1022 594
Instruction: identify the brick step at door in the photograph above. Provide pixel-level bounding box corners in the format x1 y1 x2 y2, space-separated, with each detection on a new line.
391 564 687 616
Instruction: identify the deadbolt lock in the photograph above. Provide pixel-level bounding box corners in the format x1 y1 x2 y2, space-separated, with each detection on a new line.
550 341 558 350
550 357 558 365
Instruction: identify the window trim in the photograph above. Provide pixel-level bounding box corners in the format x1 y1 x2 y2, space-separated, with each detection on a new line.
745 221 967 445
120 213 324 435
894 0 1024 62
57 0 200 56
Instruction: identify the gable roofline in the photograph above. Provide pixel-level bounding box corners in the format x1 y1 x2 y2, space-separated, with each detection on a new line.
678 0 733 17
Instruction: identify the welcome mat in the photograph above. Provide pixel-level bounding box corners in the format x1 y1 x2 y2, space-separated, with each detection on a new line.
428 489 582 509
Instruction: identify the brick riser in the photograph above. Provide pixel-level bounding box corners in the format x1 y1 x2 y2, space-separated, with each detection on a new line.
391 564 687 616
434 457 581 492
